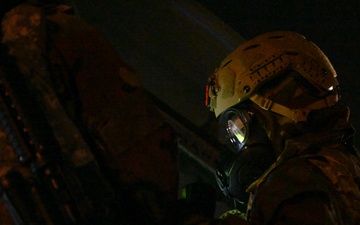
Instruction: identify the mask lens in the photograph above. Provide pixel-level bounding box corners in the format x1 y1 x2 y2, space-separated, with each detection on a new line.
227 114 247 150
220 108 250 152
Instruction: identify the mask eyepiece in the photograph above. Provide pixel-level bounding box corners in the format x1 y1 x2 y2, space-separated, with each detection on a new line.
220 108 252 153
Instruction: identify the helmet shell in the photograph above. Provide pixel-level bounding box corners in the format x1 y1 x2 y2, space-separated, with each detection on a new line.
207 31 339 119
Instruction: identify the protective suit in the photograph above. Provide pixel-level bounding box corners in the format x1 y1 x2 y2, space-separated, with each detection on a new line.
0 1 178 224
206 31 360 224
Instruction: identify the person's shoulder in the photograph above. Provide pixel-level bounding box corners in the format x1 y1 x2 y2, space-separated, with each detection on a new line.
248 156 340 224
258 156 333 195
263 192 338 225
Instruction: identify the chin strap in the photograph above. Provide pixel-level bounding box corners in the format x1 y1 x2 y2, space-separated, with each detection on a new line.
250 94 337 123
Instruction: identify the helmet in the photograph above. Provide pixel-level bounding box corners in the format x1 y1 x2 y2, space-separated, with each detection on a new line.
206 31 339 122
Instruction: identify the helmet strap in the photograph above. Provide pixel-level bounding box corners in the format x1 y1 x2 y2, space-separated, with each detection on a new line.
250 94 337 123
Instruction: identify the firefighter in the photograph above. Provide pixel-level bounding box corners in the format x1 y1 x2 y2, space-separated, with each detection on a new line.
206 31 360 224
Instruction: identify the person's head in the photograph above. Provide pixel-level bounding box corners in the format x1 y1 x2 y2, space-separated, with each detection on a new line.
206 31 339 203
207 31 339 150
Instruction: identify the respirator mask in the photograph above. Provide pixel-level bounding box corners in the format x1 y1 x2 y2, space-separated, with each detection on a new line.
215 105 275 205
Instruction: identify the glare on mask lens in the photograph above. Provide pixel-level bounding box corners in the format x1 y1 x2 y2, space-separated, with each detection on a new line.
227 115 246 149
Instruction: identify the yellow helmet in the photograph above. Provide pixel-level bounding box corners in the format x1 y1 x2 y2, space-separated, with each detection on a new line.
206 31 339 122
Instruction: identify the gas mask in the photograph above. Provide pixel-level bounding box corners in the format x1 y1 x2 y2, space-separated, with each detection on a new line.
215 105 275 204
